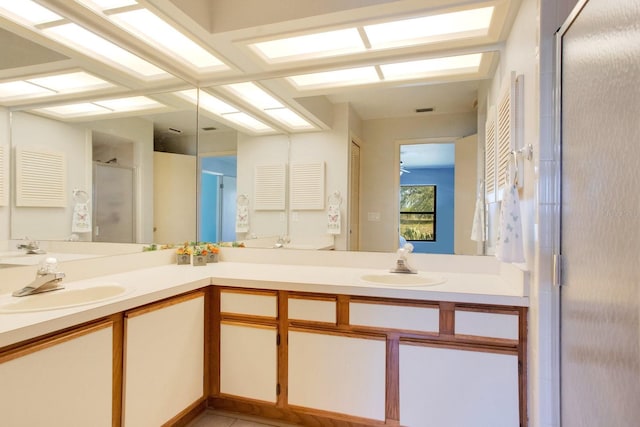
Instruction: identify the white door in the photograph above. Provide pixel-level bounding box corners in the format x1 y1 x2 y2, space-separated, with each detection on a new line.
559 1 640 425
93 163 135 242
153 151 196 244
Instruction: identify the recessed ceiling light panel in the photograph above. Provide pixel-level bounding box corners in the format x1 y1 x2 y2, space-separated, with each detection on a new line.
0 0 62 25
28 71 114 92
43 23 168 78
34 96 166 119
251 28 366 63
93 95 163 111
0 71 115 102
36 102 110 118
265 108 314 130
222 112 274 133
364 7 494 49
380 53 483 80
0 81 54 99
288 66 379 89
224 82 283 110
76 0 138 11
109 8 226 70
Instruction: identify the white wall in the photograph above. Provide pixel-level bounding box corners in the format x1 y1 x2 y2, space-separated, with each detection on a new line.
10 112 90 241
198 130 237 154
237 103 352 249
360 112 477 252
8 114 154 243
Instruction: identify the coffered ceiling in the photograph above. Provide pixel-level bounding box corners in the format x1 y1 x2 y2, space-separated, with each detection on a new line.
0 0 521 133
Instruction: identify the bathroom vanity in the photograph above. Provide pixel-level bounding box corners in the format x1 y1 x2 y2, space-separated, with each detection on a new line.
0 250 528 427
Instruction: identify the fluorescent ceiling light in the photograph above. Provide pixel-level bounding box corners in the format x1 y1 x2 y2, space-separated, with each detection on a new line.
0 81 54 99
44 23 167 78
364 7 494 49
288 66 379 89
223 82 314 130
36 102 111 118
34 96 165 119
380 53 483 80
224 82 283 109
0 0 62 25
93 96 163 111
190 91 238 115
222 112 273 133
265 108 314 130
181 90 275 134
77 0 138 11
28 71 114 92
0 71 114 101
251 28 365 62
109 8 226 70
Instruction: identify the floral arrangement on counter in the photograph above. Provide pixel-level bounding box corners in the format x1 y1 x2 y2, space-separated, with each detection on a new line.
176 241 221 265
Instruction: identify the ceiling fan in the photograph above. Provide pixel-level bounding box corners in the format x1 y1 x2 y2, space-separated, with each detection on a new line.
400 161 411 175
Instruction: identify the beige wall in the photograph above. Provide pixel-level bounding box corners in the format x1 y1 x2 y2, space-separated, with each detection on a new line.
454 134 480 255
236 103 353 250
0 107 9 241
359 112 478 252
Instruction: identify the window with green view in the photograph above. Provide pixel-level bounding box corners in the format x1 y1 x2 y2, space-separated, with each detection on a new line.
400 185 436 241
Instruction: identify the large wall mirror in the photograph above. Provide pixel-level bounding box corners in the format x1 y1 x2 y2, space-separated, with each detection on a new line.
0 0 525 268
8 89 198 245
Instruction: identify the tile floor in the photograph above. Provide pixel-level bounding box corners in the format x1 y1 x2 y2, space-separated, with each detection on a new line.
187 410 298 427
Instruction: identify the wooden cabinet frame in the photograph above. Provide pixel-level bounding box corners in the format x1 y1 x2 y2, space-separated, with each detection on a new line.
210 287 528 427
1 286 527 427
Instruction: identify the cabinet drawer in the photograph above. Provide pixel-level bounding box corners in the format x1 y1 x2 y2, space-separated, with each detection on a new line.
220 289 277 318
288 296 336 324
455 310 519 340
350 300 439 333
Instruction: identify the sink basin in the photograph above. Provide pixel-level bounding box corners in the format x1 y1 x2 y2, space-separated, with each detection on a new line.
0 284 127 313
360 273 445 287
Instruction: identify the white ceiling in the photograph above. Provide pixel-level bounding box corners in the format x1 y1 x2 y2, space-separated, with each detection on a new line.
0 0 521 132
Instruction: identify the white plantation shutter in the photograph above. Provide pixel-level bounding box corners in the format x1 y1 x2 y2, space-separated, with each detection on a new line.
485 106 497 203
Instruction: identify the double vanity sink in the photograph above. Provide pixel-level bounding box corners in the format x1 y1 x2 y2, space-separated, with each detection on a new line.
0 272 444 313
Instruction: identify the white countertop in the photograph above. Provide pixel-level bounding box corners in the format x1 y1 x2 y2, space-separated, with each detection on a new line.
0 261 528 348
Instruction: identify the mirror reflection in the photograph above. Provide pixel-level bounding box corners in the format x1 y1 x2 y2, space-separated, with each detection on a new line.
5 88 198 251
0 0 523 266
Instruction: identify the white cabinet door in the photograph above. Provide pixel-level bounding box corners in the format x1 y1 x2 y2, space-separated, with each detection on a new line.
219 322 278 403
123 292 205 427
0 321 114 427
400 344 519 427
288 330 386 421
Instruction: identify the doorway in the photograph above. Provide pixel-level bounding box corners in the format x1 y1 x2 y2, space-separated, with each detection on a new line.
398 141 455 254
199 155 237 243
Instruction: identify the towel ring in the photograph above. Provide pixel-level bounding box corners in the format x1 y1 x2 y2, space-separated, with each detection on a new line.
328 191 342 206
73 189 89 203
237 194 249 206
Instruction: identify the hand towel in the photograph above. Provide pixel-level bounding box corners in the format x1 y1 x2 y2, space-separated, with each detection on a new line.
71 201 91 233
235 204 249 233
327 203 341 235
470 196 486 242
496 184 524 263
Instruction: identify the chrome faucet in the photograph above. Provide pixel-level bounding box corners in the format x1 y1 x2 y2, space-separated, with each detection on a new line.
274 235 290 248
390 243 417 274
12 258 65 297
17 239 46 255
